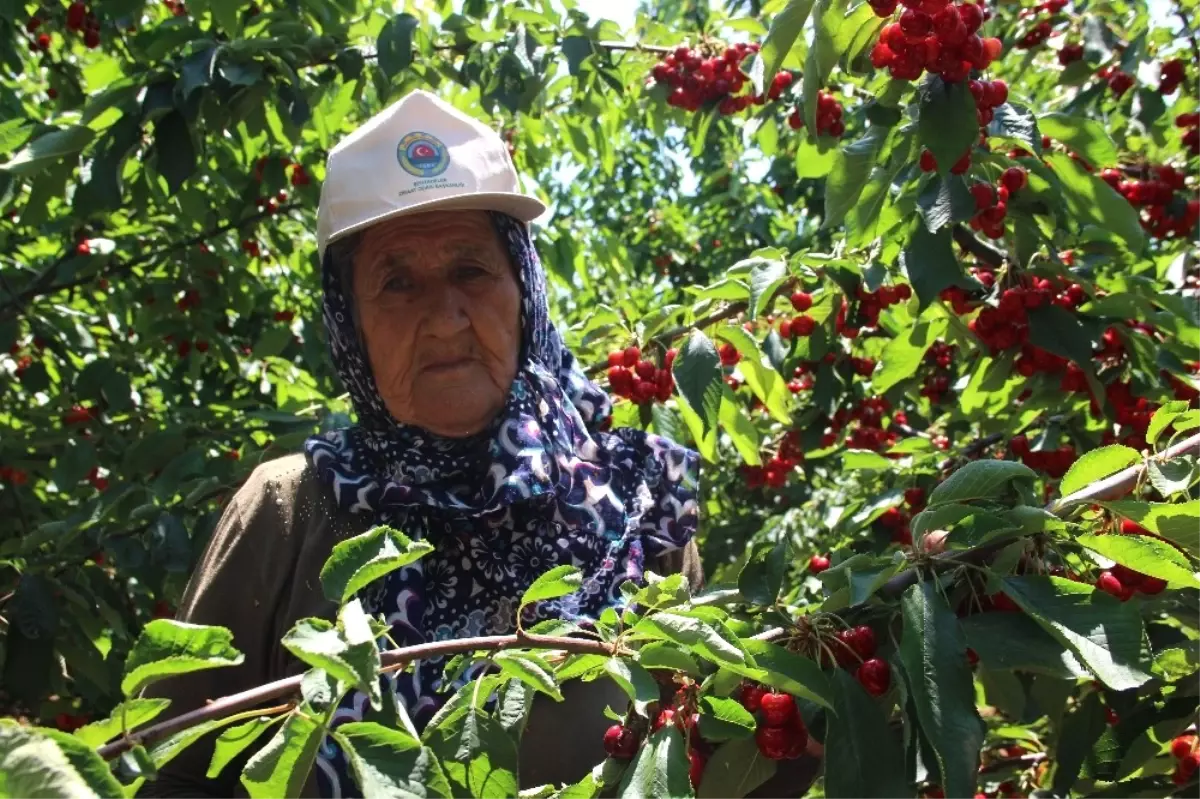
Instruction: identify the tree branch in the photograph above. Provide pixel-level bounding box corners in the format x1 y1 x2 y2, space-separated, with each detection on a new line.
879 432 1200 598
96 632 619 760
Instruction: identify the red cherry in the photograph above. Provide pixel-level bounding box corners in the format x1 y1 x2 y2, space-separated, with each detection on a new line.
791 315 816 336
790 291 813 311
760 692 798 727
950 151 972 175
604 724 639 760
739 682 766 713
26 16 42 32
623 345 640 368
635 360 656 380
1172 735 1197 760
653 707 677 732
1095 570 1127 600
1119 518 1146 535
985 80 1009 107
76 241 91 255
904 487 925 507
919 149 937 172
35 32 51 51
856 658 891 696
83 29 101 49
969 183 995 210
688 751 707 790
607 351 623 368
809 554 831 573
1138 576 1167 595
1000 166 1027 192
850 625 877 658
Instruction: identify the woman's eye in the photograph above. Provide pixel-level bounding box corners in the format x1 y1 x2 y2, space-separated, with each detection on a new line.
383 275 412 292
456 265 490 281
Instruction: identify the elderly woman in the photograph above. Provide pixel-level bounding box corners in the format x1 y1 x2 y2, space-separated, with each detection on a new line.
143 90 703 797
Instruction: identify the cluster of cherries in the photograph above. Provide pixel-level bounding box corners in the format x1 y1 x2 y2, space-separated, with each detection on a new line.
739 683 810 759
254 190 290 215
1095 380 1160 450
604 686 709 788
1158 58 1187 94
1014 20 1052 49
606 346 676 405
920 342 956 402
841 396 900 452
1015 345 1086 392
786 92 846 138
1097 65 1135 97
1170 733 1200 786
878 503 914 545
966 166 1026 238
1007 435 1075 478
841 284 911 337
1162 361 1200 404
1177 112 1200 155
777 291 817 339
1103 164 1198 240
86 466 108 492
744 430 805 489
1057 43 1083 66
954 274 1088 355
649 42 786 115
253 156 312 187
163 333 208 358
868 0 1003 84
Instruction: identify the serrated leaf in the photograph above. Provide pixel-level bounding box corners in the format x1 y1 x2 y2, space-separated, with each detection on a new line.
1000 576 1152 691
320 525 433 605
336 721 452 799
377 13 419 78
121 620 243 698
493 651 563 701
711 326 791 424
696 735 776 798
917 174 975 233
0 125 94 176
745 258 788 319
1045 153 1144 254
281 609 381 709
754 0 817 93
520 565 583 608
960 612 1087 679
874 315 948 393
637 643 700 676
825 670 908 797
633 613 744 666
207 717 280 779
1146 400 1191 446
671 330 723 441
73 698 171 748
1037 113 1120 169
241 712 324 799
824 126 888 228
927 460 1037 506
899 582 985 799
617 725 691 799
1101 500 1199 556
1077 533 1199 588
917 76 977 175
604 658 659 715
0 724 124 798
738 538 788 606
901 226 968 310
1059 445 1141 497
696 696 756 741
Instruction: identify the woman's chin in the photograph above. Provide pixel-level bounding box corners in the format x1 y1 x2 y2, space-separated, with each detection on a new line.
402 392 504 438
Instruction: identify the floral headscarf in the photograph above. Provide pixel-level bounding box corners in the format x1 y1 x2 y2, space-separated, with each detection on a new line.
304 212 699 797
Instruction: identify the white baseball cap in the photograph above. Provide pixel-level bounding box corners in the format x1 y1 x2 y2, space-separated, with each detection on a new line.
316 89 546 259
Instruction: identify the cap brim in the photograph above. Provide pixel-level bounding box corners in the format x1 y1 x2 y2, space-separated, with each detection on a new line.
322 192 548 255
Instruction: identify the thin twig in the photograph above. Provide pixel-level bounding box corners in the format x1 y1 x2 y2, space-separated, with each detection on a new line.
96 632 618 760
979 751 1048 774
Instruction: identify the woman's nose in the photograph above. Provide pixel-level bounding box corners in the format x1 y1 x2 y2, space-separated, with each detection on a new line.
424 283 471 337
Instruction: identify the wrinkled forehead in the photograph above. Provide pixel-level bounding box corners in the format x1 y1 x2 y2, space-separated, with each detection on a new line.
353 210 511 271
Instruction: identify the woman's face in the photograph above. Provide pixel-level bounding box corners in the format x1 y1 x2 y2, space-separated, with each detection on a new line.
352 210 522 437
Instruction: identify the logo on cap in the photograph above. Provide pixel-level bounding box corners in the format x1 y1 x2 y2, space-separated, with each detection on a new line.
397 132 450 178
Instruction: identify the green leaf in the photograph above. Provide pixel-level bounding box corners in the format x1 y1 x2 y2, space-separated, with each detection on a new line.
430 708 518 799
960 613 1087 679
730 639 833 710
631 574 691 611
1101 500 1200 556
1059 445 1140 496
744 257 788 319
282 615 381 708
898 582 985 799
987 102 1041 153
241 712 324 799
874 315 948 393
73 698 171 748
604 658 659 715
1045 153 1145 254
1146 400 1191 446
336 721 452 799
696 696 756 742
617 725 691 799
754 0 817 93
1050 691 1107 795
320 525 434 605
520 564 583 608
121 620 243 698
917 175 975 234
147 714 247 769
0 724 124 798
1000 576 1152 691
927 460 1037 506
738 538 788 606
718 392 762 465
1077 533 1199 588
825 670 908 797
207 717 280 779
1037 113 1120 169
824 126 888 228
633 613 744 666
917 76 977 175
843 449 892 470
696 735 776 798
0 125 94 176
712 326 792 424
153 111 196 193
671 330 723 440
377 13 419 78
802 0 847 133
901 226 967 310
1026 304 1098 366
493 651 563 701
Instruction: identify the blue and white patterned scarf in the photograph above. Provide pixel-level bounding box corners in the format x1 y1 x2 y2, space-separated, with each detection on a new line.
304 213 699 797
